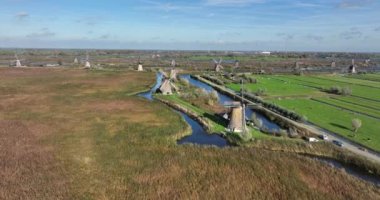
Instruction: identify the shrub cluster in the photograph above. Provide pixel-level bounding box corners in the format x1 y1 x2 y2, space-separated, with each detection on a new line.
323 86 352 96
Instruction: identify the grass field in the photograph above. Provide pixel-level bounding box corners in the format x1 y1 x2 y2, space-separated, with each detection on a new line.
226 73 380 152
273 98 380 151
276 75 380 101
227 75 322 98
188 55 290 62
313 97 380 119
1 68 379 199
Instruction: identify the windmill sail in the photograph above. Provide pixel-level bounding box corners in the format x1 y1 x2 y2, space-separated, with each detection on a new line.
214 58 223 72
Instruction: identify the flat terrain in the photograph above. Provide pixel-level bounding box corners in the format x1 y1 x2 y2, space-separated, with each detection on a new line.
0 68 379 199
227 74 380 152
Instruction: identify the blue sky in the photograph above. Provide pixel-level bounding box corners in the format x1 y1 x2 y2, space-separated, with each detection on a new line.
0 0 379 51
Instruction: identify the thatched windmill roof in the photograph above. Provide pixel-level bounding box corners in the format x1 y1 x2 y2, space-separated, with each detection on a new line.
213 59 223 72
228 103 244 133
84 54 91 69
138 64 143 71
158 79 178 95
137 56 143 71
331 61 336 68
85 61 91 68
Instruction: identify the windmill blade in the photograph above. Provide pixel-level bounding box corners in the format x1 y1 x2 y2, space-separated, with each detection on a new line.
219 58 223 64
223 101 241 108
213 59 218 64
169 81 179 91
161 71 169 79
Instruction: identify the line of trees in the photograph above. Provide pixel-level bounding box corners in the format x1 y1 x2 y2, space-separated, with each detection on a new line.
244 92 305 122
201 75 225 85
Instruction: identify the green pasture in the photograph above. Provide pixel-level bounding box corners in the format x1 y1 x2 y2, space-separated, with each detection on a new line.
273 98 380 151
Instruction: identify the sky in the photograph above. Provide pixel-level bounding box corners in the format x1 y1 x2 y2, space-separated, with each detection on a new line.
0 0 379 52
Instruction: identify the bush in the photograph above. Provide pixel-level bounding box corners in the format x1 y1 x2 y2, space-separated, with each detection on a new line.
255 88 266 96
324 86 352 96
210 90 219 101
341 87 352 96
180 78 190 87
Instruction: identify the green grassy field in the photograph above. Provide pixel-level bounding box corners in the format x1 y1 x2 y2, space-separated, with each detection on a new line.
332 96 380 111
225 73 380 151
275 75 380 101
227 75 322 98
312 97 380 119
1 68 380 199
188 55 290 62
273 98 380 150
345 74 380 82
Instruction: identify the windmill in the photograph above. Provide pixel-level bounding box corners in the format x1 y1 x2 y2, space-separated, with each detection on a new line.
224 102 246 133
234 60 239 69
84 53 91 69
14 54 22 67
74 57 79 64
348 59 357 74
157 69 178 95
223 80 254 135
364 59 370 66
232 60 239 73
171 59 176 68
295 61 300 69
213 58 224 72
331 61 336 68
137 56 143 71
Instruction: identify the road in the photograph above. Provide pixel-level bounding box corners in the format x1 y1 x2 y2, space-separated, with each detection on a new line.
304 122 380 164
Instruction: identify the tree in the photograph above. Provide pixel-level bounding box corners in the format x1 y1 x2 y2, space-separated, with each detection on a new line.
352 118 362 134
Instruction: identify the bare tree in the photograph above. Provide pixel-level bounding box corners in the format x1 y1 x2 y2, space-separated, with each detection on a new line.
352 118 362 135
